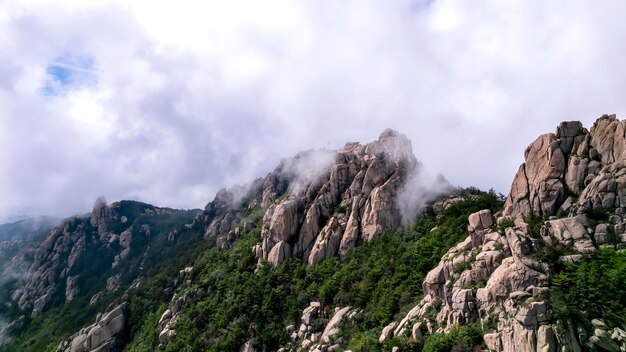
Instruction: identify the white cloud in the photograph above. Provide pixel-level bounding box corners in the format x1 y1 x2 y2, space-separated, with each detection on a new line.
2 0 626 218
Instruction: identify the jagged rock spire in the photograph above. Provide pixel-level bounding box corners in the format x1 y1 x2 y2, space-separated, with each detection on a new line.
503 114 626 219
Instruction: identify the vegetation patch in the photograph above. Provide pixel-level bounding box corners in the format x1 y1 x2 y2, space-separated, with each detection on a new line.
548 249 626 327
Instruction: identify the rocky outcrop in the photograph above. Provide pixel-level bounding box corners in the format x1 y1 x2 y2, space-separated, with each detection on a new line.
239 341 257 352
158 295 186 346
504 115 626 219
389 116 626 352
199 129 447 266
90 196 111 238
13 199 186 317
504 121 584 218
278 301 360 352
56 302 128 352
391 207 626 351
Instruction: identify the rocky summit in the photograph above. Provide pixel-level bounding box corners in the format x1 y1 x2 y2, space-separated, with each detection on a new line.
1 118 625 352
504 114 626 219
196 129 445 265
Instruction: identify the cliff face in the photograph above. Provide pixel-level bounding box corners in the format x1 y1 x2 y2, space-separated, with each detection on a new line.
197 129 447 265
387 115 626 352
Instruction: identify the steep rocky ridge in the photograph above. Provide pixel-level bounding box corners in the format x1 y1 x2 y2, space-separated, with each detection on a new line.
0 217 60 346
196 129 448 265
386 115 626 351
6 198 199 319
6 119 626 352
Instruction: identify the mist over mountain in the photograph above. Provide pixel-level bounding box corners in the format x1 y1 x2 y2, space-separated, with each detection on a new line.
0 117 625 352
0 217 61 242
3 1 626 220
3 1 626 352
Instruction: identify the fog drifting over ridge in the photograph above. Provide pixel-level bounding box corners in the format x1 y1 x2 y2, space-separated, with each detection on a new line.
2 0 626 218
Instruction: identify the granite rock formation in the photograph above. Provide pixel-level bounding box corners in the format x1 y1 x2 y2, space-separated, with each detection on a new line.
386 115 626 352
197 129 448 266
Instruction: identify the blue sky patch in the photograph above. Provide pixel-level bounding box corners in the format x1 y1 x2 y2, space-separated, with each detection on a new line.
43 54 97 95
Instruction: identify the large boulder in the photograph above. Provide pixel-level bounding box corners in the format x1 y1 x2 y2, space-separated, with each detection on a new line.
57 302 129 352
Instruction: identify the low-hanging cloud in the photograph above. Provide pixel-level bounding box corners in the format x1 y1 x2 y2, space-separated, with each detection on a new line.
2 0 626 218
281 150 336 197
397 167 453 225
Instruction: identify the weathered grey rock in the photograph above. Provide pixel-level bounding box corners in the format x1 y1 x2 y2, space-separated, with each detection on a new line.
65 275 79 302
468 209 495 232
90 197 111 232
542 216 596 252
503 133 568 218
301 302 320 325
58 302 128 352
32 292 52 317
267 241 291 265
502 119 622 219
308 216 346 264
536 325 556 352
321 307 352 343
379 321 398 342
431 196 464 213
411 322 424 341
505 227 531 257
386 117 626 352
589 114 625 164
15 199 180 317
484 332 501 351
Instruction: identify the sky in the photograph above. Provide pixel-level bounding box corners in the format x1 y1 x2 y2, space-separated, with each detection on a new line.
2 0 626 219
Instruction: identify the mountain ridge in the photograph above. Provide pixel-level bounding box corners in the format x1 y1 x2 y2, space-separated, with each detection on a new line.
1 117 625 352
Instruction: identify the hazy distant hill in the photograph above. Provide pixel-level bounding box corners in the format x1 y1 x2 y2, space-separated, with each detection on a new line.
0 216 60 242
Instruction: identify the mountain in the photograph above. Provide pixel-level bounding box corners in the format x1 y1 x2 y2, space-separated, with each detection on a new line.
1 119 625 352
193 129 447 265
385 116 626 351
0 200 202 350
0 216 60 346
0 216 60 267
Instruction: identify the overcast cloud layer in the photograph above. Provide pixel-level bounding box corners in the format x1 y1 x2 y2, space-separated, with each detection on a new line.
2 0 626 218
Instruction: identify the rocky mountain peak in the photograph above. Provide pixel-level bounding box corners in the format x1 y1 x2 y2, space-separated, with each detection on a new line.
386 115 626 352
372 128 416 164
503 114 626 219
90 196 111 232
5 118 626 352
198 129 438 265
